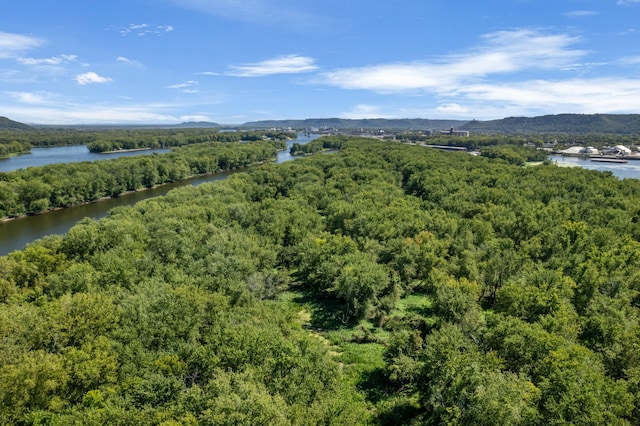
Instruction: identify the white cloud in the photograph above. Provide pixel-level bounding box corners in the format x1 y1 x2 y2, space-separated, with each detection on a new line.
340 103 476 120
166 80 198 89
617 0 640 5
459 78 640 111
435 103 470 115
318 28 640 120
6 91 57 105
116 56 143 67
559 62 607 71
345 79 640 121
565 10 599 17
224 55 318 77
321 29 586 93
178 114 212 122
119 23 174 36
619 56 640 65
166 80 199 93
74 72 113 85
0 31 43 59
0 104 175 124
0 102 218 125
341 104 386 119
17 54 77 66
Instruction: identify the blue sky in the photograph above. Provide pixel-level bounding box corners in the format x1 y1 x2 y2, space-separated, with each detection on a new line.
1 0 640 124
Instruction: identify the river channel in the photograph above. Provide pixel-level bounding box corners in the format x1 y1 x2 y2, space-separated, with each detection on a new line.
548 155 640 180
0 145 171 173
0 134 318 256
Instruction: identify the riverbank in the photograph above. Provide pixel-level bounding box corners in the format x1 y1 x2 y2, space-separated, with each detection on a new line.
97 147 156 154
0 157 276 223
0 134 320 256
0 150 30 160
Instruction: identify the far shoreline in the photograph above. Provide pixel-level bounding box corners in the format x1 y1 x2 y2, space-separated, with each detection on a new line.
96 147 156 154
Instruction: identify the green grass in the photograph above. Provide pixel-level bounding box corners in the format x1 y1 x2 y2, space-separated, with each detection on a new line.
278 288 437 424
395 294 433 313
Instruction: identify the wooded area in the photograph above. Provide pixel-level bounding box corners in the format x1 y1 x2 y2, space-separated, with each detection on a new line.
2 137 640 424
0 140 285 218
0 128 294 157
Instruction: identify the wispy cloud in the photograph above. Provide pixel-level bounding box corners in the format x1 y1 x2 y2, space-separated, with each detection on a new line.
169 0 313 24
116 56 142 66
319 28 640 119
458 78 640 114
221 55 318 77
559 62 607 71
619 56 640 65
321 29 586 93
6 91 58 105
0 102 215 125
617 0 640 5
119 23 174 36
166 80 199 93
564 10 599 17
0 31 43 59
341 103 475 120
74 72 113 85
341 104 386 119
17 54 77 66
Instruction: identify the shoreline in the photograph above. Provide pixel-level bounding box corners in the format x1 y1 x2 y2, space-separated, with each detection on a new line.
97 147 156 154
0 157 275 224
0 150 31 160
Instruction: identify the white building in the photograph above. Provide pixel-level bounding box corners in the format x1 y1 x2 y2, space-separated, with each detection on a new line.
602 145 632 156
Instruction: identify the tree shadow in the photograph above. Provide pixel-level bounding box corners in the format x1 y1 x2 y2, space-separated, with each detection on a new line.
290 286 351 330
357 369 423 426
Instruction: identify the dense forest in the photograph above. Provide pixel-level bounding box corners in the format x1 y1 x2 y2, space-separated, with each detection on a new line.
0 140 285 218
2 137 640 424
85 130 294 153
0 128 294 157
289 136 348 156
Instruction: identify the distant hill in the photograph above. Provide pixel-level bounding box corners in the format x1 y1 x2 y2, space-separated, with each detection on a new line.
461 114 640 134
175 121 221 128
0 117 33 131
9 114 640 134
240 118 469 130
33 122 222 130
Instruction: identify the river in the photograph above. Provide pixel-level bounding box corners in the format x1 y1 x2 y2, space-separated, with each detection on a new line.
548 155 640 180
0 145 171 173
0 134 319 256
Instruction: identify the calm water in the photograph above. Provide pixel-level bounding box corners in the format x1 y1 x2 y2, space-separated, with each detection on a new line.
549 155 640 180
0 134 319 255
0 145 170 172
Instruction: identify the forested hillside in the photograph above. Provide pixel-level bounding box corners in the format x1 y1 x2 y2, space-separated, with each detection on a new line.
240 118 469 130
0 117 33 131
2 137 640 424
462 113 640 134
